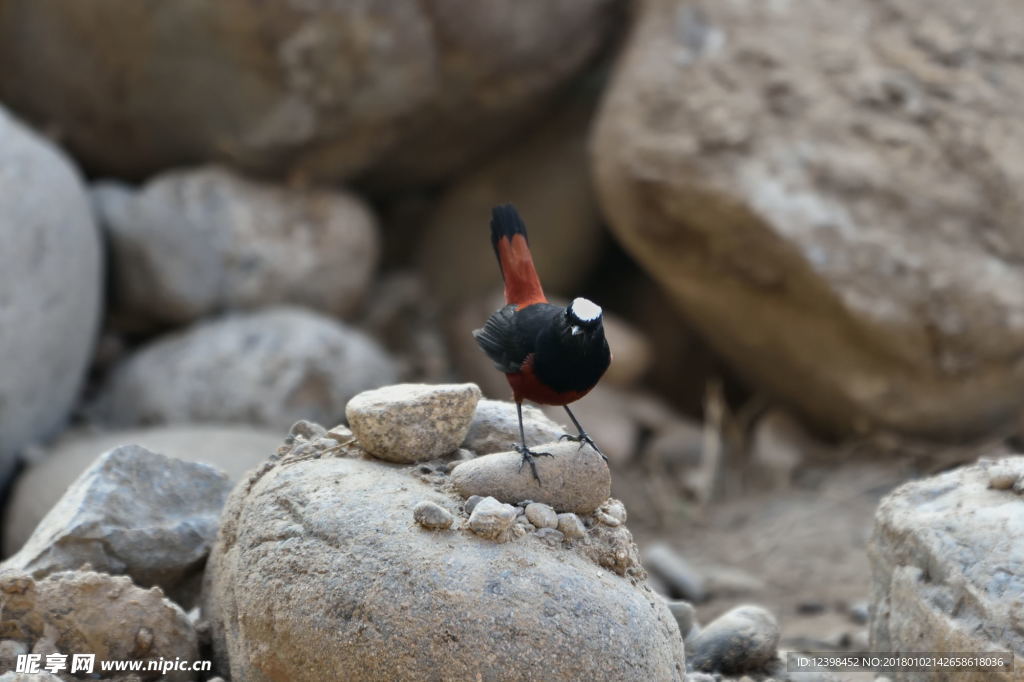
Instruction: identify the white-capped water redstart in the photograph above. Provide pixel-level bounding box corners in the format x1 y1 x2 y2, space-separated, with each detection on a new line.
473 204 611 480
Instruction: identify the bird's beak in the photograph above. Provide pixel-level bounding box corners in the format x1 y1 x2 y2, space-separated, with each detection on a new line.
571 325 582 336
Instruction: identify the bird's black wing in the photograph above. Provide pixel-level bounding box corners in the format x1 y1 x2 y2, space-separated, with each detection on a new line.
472 304 526 373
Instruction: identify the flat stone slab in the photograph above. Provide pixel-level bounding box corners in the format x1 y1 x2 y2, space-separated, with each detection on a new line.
450 441 610 514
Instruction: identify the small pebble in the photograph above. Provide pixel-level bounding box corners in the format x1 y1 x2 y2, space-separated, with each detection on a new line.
988 464 1019 490
665 599 697 637
644 543 707 602
0 639 28 670
848 601 870 625
326 425 354 443
688 604 780 674
534 527 565 545
796 600 826 615
464 495 484 515
290 419 327 440
135 627 154 653
556 512 586 539
292 440 318 456
517 520 536 533
511 524 528 539
525 502 558 529
687 674 716 682
598 498 627 524
468 497 517 541
1014 477 1024 495
413 500 454 530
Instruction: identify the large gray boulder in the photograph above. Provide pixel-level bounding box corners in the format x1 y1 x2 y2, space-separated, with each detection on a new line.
3 445 230 606
91 307 397 430
869 457 1024 681
0 1 618 187
4 424 281 555
592 0 1024 439
204 440 684 681
93 166 379 331
0 107 102 471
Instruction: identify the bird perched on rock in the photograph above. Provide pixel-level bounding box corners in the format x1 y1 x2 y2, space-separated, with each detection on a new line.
473 204 611 480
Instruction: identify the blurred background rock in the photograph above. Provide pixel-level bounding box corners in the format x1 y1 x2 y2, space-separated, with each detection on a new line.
2 0 1023 660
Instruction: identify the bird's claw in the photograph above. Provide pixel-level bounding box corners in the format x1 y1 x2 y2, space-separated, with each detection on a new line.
513 443 553 482
559 432 608 462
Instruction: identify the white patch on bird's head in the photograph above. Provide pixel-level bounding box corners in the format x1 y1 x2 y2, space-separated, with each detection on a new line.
568 297 602 323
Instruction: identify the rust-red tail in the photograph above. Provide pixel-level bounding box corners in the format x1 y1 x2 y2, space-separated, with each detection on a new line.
490 204 546 307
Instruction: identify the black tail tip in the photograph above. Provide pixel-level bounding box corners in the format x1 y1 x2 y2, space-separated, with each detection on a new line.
490 204 527 243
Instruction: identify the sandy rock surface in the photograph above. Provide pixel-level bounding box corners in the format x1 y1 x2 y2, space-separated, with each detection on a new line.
451 441 611 514
3 445 229 607
346 383 481 463
92 307 397 430
593 0 1024 439
0 106 102 473
203 426 684 681
94 166 378 331
0 570 197 682
870 457 1024 681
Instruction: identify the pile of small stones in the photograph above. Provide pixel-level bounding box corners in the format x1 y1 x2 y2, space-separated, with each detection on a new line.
414 495 623 545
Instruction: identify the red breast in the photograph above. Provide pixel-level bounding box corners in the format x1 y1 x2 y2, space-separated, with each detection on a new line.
506 355 594 406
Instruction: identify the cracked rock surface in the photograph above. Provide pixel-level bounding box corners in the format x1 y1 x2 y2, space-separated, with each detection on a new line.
869 457 1024 681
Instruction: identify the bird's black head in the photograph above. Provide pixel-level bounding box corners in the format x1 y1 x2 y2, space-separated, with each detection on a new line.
564 297 604 340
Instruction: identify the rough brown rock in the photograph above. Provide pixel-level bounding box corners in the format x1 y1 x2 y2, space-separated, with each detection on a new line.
93 166 378 331
451 441 611 514
592 0 1024 439
203 447 685 681
0 570 197 682
0 1 618 186
869 457 1024 681
345 383 481 463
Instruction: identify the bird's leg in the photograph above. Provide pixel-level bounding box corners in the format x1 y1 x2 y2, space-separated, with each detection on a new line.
559 405 607 462
513 401 552 482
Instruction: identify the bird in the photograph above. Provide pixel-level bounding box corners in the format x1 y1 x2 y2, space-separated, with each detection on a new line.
473 204 611 481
